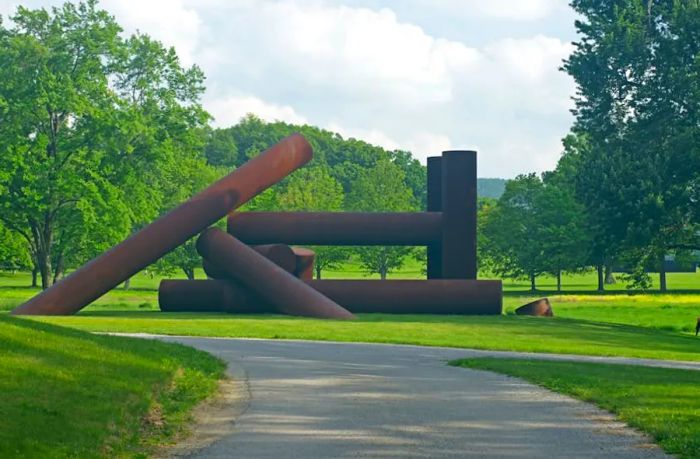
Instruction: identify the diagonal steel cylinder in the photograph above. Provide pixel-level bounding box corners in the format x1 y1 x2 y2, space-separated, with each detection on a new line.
196 228 355 320
12 134 313 316
159 279 503 315
203 244 297 279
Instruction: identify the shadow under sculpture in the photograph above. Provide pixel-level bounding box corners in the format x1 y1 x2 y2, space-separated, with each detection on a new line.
196 228 355 320
12 134 313 316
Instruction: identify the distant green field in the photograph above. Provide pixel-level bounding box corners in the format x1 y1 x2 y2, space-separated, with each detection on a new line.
24 311 700 362
2 261 698 291
2 267 699 334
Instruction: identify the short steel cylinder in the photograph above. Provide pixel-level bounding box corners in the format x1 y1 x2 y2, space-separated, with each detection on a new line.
292 247 315 280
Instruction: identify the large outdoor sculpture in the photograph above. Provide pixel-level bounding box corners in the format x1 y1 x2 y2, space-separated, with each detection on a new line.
12 134 503 318
163 149 502 315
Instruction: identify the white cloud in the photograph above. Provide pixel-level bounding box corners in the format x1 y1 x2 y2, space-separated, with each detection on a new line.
462 0 562 20
102 0 201 66
0 2 16 19
206 95 309 127
3 0 578 177
328 122 455 163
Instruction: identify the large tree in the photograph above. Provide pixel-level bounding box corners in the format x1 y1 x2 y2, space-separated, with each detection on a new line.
277 166 349 278
564 0 700 291
346 159 417 279
482 174 589 291
0 1 208 288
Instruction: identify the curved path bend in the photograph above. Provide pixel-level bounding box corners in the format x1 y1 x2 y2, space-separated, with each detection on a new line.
156 337 671 458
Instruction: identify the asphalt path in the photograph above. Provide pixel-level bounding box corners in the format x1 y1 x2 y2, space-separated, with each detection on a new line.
150 337 673 458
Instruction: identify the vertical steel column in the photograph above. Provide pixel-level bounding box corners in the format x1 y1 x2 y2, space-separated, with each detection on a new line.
441 150 477 279
426 156 442 279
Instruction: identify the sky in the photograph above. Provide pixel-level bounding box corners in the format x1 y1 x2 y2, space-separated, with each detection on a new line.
0 0 580 178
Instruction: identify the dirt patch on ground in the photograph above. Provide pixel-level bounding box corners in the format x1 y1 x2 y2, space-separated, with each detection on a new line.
156 364 251 458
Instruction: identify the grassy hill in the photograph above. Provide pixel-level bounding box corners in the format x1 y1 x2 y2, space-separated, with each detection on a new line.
0 316 224 458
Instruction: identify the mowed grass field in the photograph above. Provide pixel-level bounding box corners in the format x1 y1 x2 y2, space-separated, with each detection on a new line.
0 266 698 458
453 358 700 459
2 267 698 332
0 315 224 458
1 267 698 362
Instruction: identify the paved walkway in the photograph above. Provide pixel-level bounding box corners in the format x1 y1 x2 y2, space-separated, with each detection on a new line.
151 337 674 458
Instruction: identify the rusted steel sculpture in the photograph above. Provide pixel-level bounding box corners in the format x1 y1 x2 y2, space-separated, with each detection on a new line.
292 247 315 280
159 279 503 315
12 134 313 316
159 279 273 313
196 228 355 320
426 156 442 279
203 244 297 279
515 298 553 317
162 146 493 316
441 150 477 279
227 212 442 245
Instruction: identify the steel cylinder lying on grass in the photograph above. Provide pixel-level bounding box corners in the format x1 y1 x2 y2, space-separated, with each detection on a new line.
227 212 442 246
159 279 274 313
12 134 313 316
196 227 355 320
159 279 502 315
203 244 297 279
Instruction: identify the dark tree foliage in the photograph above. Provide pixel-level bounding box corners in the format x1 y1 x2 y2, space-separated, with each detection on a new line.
563 0 700 291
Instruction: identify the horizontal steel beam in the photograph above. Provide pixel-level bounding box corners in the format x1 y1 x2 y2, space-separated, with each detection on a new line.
227 212 442 246
159 279 502 315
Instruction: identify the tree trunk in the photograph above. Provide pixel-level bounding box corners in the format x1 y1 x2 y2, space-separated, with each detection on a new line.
604 263 616 284
38 251 52 290
380 267 387 280
530 273 536 292
556 270 562 292
184 267 195 280
659 253 667 293
31 267 38 288
596 264 604 292
32 216 53 290
52 253 64 285
315 265 322 280
122 277 131 290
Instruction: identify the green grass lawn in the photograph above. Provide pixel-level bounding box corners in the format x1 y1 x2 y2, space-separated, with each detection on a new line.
25 311 700 362
451 358 700 458
2 268 698 364
0 315 225 458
